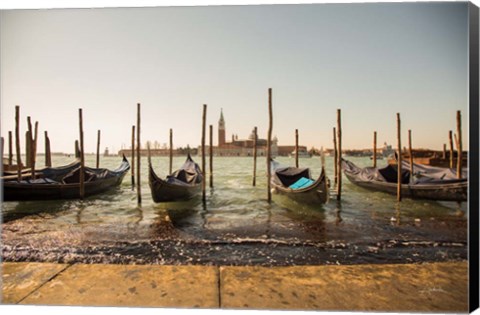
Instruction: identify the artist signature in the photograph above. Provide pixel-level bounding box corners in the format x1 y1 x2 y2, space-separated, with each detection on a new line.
420 286 447 295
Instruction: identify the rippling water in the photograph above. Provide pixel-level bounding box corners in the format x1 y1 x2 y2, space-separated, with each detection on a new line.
1 155 467 265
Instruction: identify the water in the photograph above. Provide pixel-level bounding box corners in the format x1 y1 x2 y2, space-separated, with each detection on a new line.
1 155 467 266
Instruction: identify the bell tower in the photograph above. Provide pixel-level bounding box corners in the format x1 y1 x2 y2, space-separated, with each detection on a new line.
218 108 226 146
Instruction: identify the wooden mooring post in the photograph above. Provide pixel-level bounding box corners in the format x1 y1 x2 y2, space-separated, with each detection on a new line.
456 110 462 179
8 131 13 166
26 117 38 174
96 130 101 168
267 88 273 203
373 131 377 168
449 130 454 169
252 126 258 187
443 143 447 159
79 109 85 199
169 128 173 175
131 125 135 190
26 117 32 168
45 131 52 167
396 113 402 202
136 103 142 205
31 121 38 179
0 137 4 166
454 133 459 154
295 129 299 168
15 106 22 181
209 124 213 189
333 127 337 187
75 140 80 159
201 104 207 201
408 129 414 184
336 109 342 201
25 131 31 168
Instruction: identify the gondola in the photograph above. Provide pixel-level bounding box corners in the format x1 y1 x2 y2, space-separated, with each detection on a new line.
2 156 130 201
148 153 203 202
270 160 329 205
341 158 467 202
2 159 78 177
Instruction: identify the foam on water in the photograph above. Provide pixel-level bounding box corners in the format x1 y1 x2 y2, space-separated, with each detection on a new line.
1 155 467 265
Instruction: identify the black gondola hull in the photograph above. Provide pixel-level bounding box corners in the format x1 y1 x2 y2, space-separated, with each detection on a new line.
3 175 126 201
148 175 201 202
148 154 203 203
2 157 130 201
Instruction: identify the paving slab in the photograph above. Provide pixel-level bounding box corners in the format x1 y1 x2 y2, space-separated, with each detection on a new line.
19 264 219 308
220 261 468 312
2 262 68 304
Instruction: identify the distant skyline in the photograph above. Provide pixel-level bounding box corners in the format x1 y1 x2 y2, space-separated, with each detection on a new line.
1 2 470 154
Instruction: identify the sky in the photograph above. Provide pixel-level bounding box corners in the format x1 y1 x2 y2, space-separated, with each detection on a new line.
0 1 471 154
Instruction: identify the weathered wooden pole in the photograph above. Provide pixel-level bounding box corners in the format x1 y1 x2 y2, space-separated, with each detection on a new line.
267 88 273 203
31 121 38 179
333 127 338 187
408 129 414 184
136 103 142 205
443 143 447 159
96 130 101 168
131 125 135 190
25 131 32 168
456 110 462 179
75 140 80 159
169 128 173 175
26 117 33 169
209 124 213 188
201 104 207 201
448 130 454 169
15 106 22 181
396 113 402 202
8 131 13 166
336 109 342 201
295 129 299 168
45 131 52 167
252 126 258 187
373 131 377 168
27 116 32 133
454 133 459 155
79 109 85 199
0 137 4 166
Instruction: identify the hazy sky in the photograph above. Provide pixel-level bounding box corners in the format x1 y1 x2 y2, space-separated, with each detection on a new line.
0 2 470 154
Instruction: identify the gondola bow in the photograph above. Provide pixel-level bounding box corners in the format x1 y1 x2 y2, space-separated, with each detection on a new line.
148 154 203 202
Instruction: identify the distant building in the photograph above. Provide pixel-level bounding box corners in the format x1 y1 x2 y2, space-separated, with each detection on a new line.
382 142 395 157
197 109 307 157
